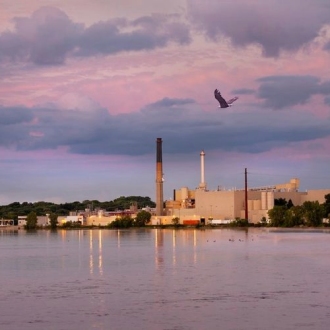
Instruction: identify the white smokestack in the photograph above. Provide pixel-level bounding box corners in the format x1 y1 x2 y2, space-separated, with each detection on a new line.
199 150 206 190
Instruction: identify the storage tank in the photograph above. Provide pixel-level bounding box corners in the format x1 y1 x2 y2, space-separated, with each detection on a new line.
261 191 267 210
181 187 189 200
253 199 261 211
267 191 274 210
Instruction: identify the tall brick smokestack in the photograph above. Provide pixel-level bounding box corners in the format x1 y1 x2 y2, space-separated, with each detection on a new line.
156 138 164 216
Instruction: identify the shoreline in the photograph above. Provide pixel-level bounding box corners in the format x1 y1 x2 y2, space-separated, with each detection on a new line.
2 225 330 232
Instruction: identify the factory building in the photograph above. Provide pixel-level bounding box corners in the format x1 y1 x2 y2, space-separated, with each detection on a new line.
152 139 330 225
164 182 328 225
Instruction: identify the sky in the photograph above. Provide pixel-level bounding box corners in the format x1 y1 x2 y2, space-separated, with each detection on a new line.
1 0 330 204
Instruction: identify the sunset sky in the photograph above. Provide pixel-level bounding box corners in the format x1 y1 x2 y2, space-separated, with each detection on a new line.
1 0 330 204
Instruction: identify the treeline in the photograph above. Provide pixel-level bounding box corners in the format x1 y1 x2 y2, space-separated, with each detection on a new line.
267 194 330 227
0 196 155 220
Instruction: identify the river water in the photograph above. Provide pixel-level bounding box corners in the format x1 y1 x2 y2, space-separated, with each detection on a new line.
0 228 330 330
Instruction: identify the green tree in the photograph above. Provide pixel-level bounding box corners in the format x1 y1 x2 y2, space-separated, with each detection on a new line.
25 211 38 230
285 205 304 227
229 218 249 227
49 213 58 229
6 212 17 222
287 199 294 209
108 216 133 228
323 194 330 219
135 210 151 227
0 196 156 218
268 205 287 227
303 201 323 227
274 198 288 207
172 217 180 226
62 221 73 228
259 217 268 226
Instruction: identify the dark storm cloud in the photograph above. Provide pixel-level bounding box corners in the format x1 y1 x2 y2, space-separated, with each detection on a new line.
1 98 330 156
0 106 34 146
0 7 190 65
0 106 34 125
187 0 330 57
77 14 190 57
256 75 330 109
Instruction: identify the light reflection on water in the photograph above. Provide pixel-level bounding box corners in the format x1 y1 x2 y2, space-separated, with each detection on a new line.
1 228 330 330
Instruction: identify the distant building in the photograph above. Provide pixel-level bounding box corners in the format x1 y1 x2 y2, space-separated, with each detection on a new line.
0 219 14 227
86 210 137 226
18 216 27 228
37 215 50 227
152 178 330 225
152 146 330 225
17 215 50 228
58 215 84 225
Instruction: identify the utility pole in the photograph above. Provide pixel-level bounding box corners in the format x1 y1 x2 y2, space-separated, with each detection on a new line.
245 168 248 221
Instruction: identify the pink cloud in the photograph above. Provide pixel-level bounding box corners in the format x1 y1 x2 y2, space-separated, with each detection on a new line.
29 131 44 137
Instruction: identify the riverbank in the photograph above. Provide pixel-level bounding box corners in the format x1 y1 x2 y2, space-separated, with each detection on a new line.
2 224 330 232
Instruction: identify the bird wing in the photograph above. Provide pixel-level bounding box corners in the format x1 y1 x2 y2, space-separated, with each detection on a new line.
227 96 239 105
214 89 228 108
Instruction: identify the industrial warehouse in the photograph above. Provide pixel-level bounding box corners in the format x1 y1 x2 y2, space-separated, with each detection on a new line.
152 138 330 225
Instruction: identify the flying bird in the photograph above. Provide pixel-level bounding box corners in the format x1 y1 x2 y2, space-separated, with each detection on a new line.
214 89 238 108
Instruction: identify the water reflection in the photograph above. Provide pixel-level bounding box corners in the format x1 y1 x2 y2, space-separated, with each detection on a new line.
88 230 103 275
2 228 330 330
154 229 164 269
0 228 18 236
117 229 120 248
89 230 93 274
60 228 67 241
193 229 197 264
154 229 201 269
172 230 176 266
98 230 103 276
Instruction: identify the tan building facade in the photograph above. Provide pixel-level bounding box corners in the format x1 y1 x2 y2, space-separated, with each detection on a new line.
86 214 117 226
162 179 330 225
